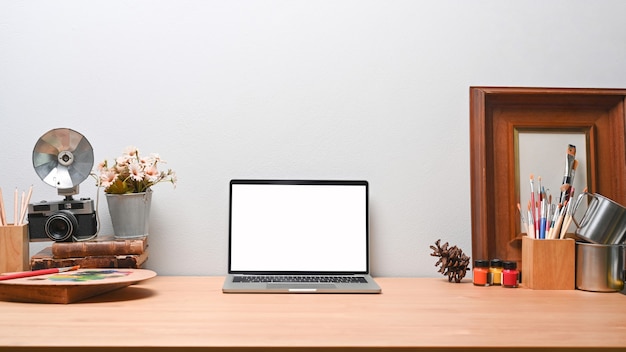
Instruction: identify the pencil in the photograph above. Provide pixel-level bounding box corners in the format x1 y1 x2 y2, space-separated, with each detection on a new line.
18 191 25 226
0 187 5 226
13 188 17 226
18 185 33 226
0 265 80 281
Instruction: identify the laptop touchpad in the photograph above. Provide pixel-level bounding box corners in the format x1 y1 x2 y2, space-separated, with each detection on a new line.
266 283 337 290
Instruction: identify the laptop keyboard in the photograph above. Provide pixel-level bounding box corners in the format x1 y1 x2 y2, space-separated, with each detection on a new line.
233 276 368 284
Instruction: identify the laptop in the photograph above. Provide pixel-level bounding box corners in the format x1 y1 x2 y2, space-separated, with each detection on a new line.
222 179 381 293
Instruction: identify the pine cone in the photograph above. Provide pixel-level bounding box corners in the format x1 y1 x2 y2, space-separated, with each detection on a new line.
429 239 470 283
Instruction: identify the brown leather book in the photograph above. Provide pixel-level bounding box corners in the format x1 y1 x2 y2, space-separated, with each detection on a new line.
51 235 148 258
30 247 149 270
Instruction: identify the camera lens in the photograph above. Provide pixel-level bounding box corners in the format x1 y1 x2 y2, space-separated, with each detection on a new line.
44 210 78 242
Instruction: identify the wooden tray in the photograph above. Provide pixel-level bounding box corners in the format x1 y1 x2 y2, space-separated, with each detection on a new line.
0 268 156 304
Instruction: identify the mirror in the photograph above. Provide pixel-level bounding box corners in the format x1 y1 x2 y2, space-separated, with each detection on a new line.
516 130 589 236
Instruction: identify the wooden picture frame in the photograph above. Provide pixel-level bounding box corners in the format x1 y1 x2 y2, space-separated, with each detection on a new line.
469 87 626 264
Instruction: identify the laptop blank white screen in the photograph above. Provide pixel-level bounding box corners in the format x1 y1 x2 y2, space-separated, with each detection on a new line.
229 182 368 273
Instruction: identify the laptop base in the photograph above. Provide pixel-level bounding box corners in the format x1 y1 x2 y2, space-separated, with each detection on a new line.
222 274 381 293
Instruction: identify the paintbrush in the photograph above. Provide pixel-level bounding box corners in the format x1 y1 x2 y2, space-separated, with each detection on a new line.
517 203 529 235
569 160 579 192
527 201 535 239
559 144 576 204
0 265 80 281
546 202 559 239
559 187 583 239
550 203 566 239
539 198 547 239
559 200 574 239
530 174 538 235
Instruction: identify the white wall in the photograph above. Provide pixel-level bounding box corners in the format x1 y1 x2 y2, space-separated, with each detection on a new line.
1 0 625 277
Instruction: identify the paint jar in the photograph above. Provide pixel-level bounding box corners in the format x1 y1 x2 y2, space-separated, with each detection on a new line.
502 261 519 288
489 259 503 285
473 259 490 286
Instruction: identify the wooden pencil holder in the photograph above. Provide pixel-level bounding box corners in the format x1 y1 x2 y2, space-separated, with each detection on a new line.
0 224 29 273
521 236 575 290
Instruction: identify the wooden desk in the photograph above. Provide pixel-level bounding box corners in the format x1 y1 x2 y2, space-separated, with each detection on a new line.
0 277 625 351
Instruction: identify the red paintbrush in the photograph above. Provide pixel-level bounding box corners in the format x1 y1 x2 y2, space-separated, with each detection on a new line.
0 265 80 281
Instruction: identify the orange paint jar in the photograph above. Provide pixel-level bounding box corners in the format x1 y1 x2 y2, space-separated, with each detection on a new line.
473 260 489 286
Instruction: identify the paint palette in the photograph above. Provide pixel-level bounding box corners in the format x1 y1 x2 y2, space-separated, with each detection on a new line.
0 268 156 304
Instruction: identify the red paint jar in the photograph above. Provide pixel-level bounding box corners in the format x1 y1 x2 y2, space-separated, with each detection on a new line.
473 259 489 286
502 261 519 288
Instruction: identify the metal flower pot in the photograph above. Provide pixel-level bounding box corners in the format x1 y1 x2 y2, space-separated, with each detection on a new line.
106 189 152 239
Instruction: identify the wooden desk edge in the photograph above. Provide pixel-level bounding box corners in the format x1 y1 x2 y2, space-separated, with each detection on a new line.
2 347 625 352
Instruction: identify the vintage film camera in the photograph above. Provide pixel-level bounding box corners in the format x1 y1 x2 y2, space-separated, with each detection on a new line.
27 128 98 242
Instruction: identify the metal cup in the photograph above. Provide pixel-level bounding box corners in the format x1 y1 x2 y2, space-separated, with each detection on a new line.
571 192 626 245
575 242 625 292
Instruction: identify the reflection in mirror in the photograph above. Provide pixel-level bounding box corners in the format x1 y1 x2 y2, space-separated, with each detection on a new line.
516 131 588 236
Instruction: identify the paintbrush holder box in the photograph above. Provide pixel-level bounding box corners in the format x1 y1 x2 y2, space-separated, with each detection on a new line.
0 224 29 273
521 236 575 290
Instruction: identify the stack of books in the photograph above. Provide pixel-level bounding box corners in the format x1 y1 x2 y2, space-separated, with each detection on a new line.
30 235 149 270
